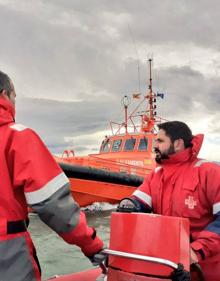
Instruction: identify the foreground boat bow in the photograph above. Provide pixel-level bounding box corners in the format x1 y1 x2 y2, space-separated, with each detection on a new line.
48 213 205 281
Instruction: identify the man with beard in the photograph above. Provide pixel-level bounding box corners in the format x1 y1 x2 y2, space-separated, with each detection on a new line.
118 121 220 281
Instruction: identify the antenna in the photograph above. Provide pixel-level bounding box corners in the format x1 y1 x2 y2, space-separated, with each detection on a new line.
148 58 154 120
128 25 141 93
121 95 131 134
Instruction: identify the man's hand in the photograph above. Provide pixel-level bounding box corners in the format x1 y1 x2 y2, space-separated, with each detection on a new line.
117 197 150 213
88 249 107 266
190 248 198 264
171 263 191 281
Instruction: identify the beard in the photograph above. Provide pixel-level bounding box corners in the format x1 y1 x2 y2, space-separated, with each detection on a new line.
154 144 175 164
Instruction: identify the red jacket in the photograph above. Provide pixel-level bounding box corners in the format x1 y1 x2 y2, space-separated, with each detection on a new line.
0 98 103 281
133 134 220 281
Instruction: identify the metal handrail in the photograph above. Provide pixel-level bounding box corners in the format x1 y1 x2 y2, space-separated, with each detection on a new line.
102 249 178 270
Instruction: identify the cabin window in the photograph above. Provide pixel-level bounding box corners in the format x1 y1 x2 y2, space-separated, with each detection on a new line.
112 139 122 152
124 138 136 151
100 139 111 152
138 138 148 151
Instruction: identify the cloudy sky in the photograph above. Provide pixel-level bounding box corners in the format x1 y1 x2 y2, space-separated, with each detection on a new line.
1 0 220 160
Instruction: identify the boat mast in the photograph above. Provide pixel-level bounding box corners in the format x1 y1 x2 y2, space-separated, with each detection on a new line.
121 95 130 134
148 58 154 120
140 58 155 133
110 58 163 135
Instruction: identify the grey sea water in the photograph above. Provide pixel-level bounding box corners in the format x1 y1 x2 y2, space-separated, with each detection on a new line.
29 208 113 280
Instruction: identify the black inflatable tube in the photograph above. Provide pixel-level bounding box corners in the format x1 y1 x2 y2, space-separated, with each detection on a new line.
59 162 144 187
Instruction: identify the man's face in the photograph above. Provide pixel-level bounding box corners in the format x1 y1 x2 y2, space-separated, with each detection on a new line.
154 129 175 163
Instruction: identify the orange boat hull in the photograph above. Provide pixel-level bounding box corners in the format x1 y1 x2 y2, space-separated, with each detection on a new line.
69 178 136 207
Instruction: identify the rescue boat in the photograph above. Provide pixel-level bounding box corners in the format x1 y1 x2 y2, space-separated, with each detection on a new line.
55 59 166 207
47 212 205 280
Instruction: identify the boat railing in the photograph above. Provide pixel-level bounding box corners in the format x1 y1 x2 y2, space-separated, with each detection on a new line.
102 249 178 269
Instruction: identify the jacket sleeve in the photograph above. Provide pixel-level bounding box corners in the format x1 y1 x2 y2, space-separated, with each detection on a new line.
9 126 103 256
191 163 220 260
131 170 154 210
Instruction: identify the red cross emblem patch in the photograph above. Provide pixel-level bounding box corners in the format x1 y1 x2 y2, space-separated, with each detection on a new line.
185 196 197 209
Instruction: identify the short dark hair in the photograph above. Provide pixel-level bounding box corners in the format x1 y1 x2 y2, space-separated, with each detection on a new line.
0 70 11 95
158 121 193 148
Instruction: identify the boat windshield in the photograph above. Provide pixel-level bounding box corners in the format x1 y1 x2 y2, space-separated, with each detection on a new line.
112 139 122 152
124 138 136 151
138 137 148 151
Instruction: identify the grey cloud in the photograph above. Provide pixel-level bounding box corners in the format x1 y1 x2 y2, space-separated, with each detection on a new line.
1 0 219 103
0 2 129 101
16 96 122 153
49 0 220 48
206 114 220 135
152 65 219 118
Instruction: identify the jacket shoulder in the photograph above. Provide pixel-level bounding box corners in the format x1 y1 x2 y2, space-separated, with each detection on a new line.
193 159 220 170
9 123 37 136
8 123 42 145
9 123 28 132
193 159 220 182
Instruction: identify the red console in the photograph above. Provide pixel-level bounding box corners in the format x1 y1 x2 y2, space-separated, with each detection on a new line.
107 212 190 280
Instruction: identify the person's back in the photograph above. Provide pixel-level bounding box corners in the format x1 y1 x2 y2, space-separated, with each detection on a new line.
0 71 104 281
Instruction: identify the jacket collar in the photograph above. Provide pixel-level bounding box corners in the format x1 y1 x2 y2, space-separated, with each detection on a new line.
160 134 204 166
0 97 15 126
